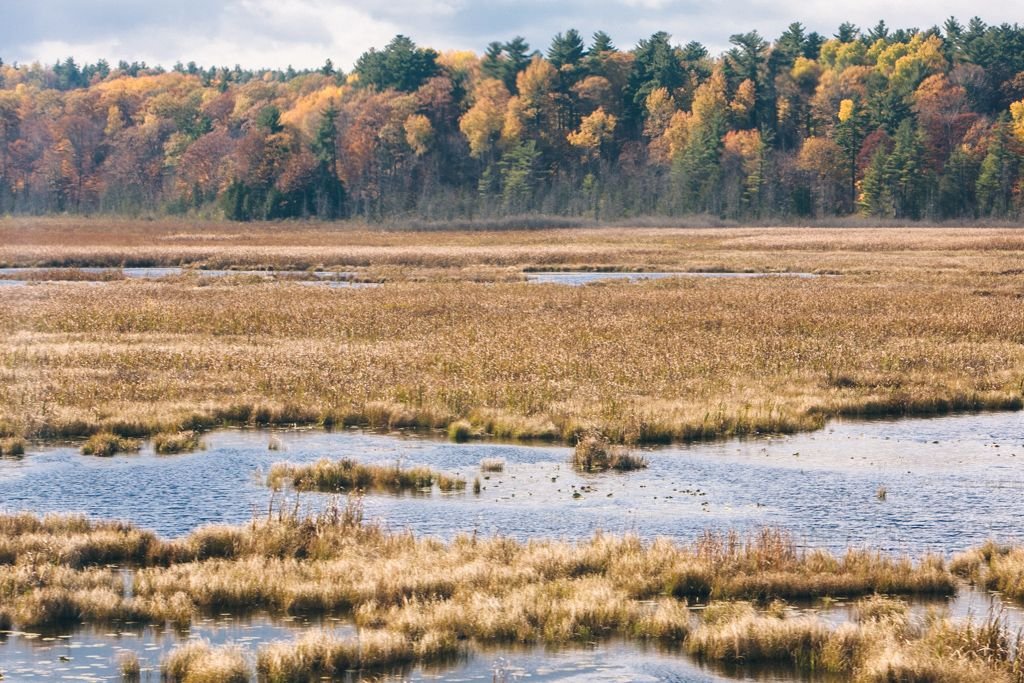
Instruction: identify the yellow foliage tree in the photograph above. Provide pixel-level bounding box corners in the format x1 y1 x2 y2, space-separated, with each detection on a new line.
644 87 676 139
1010 100 1024 144
459 78 510 158
567 108 617 159
404 114 434 156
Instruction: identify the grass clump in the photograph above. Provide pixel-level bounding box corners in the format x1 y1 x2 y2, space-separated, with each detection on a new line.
257 629 459 681
0 437 26 456
267 459 465 494
447 420 473 442
572 430 647 472
81 432 140 457
153 430 202 454
480 458 505 472
118 651 141 682
162 640 251 683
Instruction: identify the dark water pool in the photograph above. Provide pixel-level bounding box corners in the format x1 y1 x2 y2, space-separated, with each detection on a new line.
1 412 1021 553
523 272 818 286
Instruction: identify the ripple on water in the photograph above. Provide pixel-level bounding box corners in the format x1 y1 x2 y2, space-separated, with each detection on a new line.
0 411 1022 554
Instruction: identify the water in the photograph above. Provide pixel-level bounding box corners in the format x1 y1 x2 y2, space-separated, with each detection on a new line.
2 411 1023 681
523 272 819 286
1 412 1021 553
0 268 366 288
0 627 799 683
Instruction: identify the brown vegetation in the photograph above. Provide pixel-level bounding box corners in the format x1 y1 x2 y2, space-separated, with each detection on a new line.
572 430 648 472
1 224 1022 447
2 509 1022 679
153 430 203 454
266 459 466 493
81 432 141 456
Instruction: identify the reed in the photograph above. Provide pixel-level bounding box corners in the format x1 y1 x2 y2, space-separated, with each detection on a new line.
480 458 505 473
0 437 26 456
81 433 141 457
162 640 251 683
152 430 203 454
118 651 141 682
267 459 465 494
2 225 1023 448
572 431 647 472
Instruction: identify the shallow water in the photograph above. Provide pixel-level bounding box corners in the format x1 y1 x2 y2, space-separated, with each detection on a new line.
0 624 811 683
1 588 1015 682
523 272 818 286
1 412 1022 553
2 412 1023 681
0 267 366 288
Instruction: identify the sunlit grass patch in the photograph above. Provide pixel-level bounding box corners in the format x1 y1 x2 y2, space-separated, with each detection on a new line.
0 437 26 456
480 458 505 472
162 640 251 683
267 459 465 494
81 432 141 457
572 431 647 472
152 430 203 454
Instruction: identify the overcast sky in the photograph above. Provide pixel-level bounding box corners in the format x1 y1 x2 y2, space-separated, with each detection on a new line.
2 1 1022 71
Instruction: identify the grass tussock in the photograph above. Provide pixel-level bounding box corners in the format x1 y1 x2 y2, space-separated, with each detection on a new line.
256 628 460 681
152 430 203 454
953 542 1024 602
689 599 1024 681
267 459 466 494
118 651 141 682
0 437 26 456
447 420 474 443
81 432 141 457
479 458 505 473
572 431 647 472
7 508 1024 681
162 640 251 683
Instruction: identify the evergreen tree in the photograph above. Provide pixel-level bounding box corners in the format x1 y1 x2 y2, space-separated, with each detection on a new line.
885 119 929 218
547 29 586 69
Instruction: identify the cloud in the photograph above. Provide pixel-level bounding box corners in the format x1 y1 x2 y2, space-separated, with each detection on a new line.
2 0 1022 70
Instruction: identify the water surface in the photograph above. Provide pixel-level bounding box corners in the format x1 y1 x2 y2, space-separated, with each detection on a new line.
1 412 1021 553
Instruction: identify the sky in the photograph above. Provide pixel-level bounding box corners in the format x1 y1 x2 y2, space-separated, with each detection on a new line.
1 0 1022 71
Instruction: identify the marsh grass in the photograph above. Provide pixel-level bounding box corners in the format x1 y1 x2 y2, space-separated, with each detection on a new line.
0 437 26 456
3 225 1024 448
118 651 141 682
953 543 1024 602
447 420 473 442
153 431 203 454
267 459 465 494
256 628 460 681
572 431 647 472
81 433 141 457
480 458 505 473
162 640 251 683
6 508 1020 680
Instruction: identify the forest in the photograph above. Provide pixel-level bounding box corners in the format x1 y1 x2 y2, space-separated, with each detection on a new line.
2 17 1024 221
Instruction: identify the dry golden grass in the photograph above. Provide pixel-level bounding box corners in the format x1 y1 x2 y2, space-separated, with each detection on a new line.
153 430 203 454
0 221 1022 444
81 432 141 456
3 509 1023 679
953 542 1024 602
572 431 647 472
0 437 26 456
266 459 466 493
162 640 251 683
256 628 459 682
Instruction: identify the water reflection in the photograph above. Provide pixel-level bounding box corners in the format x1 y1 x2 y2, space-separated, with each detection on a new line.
1 412 1021 553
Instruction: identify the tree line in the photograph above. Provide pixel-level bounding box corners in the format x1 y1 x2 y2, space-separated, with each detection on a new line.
2 18 1024 221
